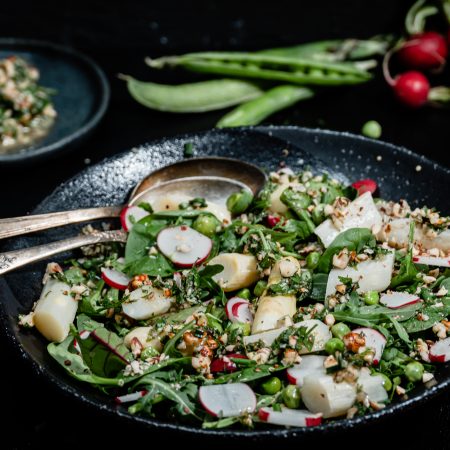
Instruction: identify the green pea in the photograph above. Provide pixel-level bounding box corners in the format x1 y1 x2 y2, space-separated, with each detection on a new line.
282 385 301 409
140 346 160 360
311 204 326 225
226 189 254 214
306 252 320 270
404 361 424 382
253 280 268 297
378 373 392 392
261 377 282 395
382 347 398 361
192 214 221 237
236 288 251 300
363 290 379 305
331 322 351 339
324 337 345 354
361 120 382 139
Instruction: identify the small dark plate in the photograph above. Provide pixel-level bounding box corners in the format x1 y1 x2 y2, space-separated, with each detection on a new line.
0 127 449 441
0 38 109 163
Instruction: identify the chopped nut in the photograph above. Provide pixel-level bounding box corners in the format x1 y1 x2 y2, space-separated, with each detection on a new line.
323 355 339 369
324 314 335 326
335 284 347 294
396 385 406 395
279 258 299 278
343 332 366 353
422 372 434 383
432 322 447 339
332 249 350 269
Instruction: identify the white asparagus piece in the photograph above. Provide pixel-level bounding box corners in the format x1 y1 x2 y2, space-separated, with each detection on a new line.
315 192 382 247
301 371 387 418
244 319 331 354
287 355 327 386
377 217 450 252
326 252 395 297
151 193 231 223
34 279 78 343
252 257 299 334
209 253 259 292
268 182 301 215
124 326 163 352
122 286 173 320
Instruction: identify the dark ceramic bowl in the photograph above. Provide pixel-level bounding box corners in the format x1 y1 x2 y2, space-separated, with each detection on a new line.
0 126 449 441
0 38 109 163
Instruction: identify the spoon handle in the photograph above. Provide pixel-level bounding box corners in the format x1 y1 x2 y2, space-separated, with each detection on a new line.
0 206 123 240
0 229 127 275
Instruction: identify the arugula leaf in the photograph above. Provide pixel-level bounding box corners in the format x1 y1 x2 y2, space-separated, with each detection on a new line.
385 315 410 344
278 219 311 241
163 321 195 357
125 253 174 277
317 228 375 273
78 280 106 316
390 222 419 288
135 376 199 418
209 364 285 385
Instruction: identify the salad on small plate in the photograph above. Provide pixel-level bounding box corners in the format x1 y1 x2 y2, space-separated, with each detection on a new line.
19 165 450 429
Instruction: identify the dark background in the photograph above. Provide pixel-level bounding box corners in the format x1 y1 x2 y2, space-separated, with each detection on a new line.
1 1 449 448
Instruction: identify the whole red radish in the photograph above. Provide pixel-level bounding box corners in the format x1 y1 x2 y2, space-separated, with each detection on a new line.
398 32 448 70
393 71 430 108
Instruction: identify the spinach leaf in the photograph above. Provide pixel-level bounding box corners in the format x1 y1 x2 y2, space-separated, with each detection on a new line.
125 218 167 263
317 228 375 273
219 227 239 253
79 327 133 377
390 222 418 288
440 277 450 291
78 280 106 316
279 219 311 241
64 267 85 285
125 253 174 277
280 188 316 233
310 273 328 300
403 306 448 333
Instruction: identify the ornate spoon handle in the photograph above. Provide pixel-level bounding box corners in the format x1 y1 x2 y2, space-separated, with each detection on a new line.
0 230 127 275
0 206 122 240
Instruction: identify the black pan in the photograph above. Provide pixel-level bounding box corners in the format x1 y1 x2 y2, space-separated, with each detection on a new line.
0 126 449 442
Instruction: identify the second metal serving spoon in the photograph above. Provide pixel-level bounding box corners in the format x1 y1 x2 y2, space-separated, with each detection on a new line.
0 157 266 275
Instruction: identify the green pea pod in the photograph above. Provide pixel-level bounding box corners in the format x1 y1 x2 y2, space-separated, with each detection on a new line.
120 75 263 113
146 52 373 86
216 85 314 128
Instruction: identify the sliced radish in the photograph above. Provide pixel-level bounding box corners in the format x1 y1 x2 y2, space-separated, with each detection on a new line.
210 353 247 373
225 297 248 321
380 291 421 309
120 205 150 232
258 407 322 427
234 302 253 324
286 355 326 386
351 179 377 196
157 225 212 268
413 255 450 268
73 338 81 354
198 383 256 417
101 268 130 290
79 330 91 340
429 337 450 363
115 390 148 404
353 327 386 365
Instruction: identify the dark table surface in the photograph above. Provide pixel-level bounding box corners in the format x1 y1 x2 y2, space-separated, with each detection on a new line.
1 1 449 448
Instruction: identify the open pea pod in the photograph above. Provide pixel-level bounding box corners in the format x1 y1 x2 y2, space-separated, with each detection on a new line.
146 52 373 86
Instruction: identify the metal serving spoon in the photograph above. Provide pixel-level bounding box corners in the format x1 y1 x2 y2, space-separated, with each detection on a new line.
0 157 266 275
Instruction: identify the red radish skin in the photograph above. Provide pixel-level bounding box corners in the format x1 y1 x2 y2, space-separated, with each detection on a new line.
210 353 247 373
380 292 421 309
258 407 323 427
79 330 90 340
234 302 253 324
353 327 386 365
101 268 130 290
266 215 281 228
351 179 378 196
225 297 249 321
429 337 450 363
398 32 448 70
157 225 212 268
115 390 148 404
394 71 430 108
120 205 150 232
413 256 450 268
287 371 298 385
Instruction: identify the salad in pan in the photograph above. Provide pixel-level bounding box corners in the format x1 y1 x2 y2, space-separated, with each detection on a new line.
19 167 450 429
